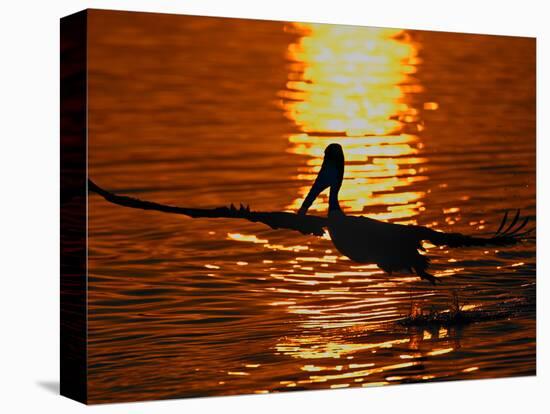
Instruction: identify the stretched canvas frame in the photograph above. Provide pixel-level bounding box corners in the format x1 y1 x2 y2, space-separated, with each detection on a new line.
61 9 536 405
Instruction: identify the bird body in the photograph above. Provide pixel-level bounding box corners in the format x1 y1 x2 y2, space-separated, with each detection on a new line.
326 201 435 282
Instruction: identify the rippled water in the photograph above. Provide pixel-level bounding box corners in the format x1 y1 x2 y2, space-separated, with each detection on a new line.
87 10 535 404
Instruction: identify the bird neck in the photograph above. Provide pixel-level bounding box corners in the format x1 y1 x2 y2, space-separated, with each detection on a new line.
328 183 342 213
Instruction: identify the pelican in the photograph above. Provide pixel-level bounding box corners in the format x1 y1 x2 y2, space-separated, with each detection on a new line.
297 143 532 284
88 143 532 284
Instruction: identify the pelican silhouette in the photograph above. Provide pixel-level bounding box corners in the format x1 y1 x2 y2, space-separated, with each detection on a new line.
88 143 532 285
297 143 532 284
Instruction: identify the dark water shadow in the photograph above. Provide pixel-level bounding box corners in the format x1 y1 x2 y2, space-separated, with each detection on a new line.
37 381 59 394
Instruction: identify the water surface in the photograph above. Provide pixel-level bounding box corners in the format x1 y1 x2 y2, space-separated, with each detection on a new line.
87 11 535 403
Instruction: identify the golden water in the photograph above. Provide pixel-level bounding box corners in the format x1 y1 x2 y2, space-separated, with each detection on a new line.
87 11 535 403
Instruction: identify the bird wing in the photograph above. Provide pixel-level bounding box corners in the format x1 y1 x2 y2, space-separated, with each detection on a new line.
408 209 533 248
88 179 327 236
339 211 533 248
88 179 533 245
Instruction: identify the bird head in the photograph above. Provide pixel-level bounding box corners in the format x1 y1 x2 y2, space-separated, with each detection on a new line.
298 143 345 215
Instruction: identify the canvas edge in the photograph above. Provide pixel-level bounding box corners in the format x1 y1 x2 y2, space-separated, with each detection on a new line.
60 9 88 405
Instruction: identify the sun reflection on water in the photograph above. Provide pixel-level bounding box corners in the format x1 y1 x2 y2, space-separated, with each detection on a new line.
281 23 428 223
263 24 446 385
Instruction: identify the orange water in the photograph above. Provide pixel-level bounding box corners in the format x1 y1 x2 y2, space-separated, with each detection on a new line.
87 11 535 403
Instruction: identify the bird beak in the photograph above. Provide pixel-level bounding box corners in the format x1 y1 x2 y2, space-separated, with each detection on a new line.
298 162 332 215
